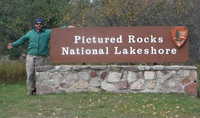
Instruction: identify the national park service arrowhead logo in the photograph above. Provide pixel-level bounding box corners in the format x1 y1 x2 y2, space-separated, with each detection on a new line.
171 26 188 48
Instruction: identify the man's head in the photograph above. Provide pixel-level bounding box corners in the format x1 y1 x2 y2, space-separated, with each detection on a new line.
34 18 44 32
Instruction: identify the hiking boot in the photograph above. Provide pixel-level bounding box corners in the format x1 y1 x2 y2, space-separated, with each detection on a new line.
32 89 37 95
27 89 36 96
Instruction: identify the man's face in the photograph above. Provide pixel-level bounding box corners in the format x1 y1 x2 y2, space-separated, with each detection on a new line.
34 23 43 31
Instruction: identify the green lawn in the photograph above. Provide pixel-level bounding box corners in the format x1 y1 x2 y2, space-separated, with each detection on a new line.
0 82 200 118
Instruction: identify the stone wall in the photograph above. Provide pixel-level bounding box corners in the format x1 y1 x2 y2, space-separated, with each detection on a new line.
36 65 198 96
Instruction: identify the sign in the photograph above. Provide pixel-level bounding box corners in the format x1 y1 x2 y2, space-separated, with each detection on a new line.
171 26 188 48
50 26 189 64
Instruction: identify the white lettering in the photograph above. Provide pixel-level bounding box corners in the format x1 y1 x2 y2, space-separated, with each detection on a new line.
128 35 135 43
158 49 165 54
137 37 143 43
128 34 164 44
144 49 149 54
171 48 177 55
73 35 123 44
61 47 69 55
117 35 123 43
62 46 177 56
151 46 157 54
114 47 121 54
137 49 143 54
129 47 136 54
86 37 92 44
144 37 149 43
150 35 157 43
74 36 81 44
61 47 109 55
158 37 164 43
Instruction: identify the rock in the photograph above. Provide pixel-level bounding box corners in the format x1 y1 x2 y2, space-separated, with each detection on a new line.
36 65 54 72
101 81 117 91
115 81 129 90
100 72 107 80
90 71 97 78
89 77 101 87
184 82 198 96
146 80 157 89
127 71 137 83
144 71 155 80
137 66 151 71
130 79 145 90
152 65 164 70
71 80 89 89
107 72 122 83
35 65 198 96
78 72 90 81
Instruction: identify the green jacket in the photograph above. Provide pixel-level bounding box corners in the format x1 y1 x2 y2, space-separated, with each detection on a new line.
12 29 52 56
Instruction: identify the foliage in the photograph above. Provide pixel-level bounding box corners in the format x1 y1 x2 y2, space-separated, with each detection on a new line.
0 0 200 62
0 60 26 82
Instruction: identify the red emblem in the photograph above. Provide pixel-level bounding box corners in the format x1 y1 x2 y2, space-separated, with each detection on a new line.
171 26 188 48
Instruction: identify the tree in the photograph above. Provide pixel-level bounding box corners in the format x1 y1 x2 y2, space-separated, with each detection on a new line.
1 0 200 63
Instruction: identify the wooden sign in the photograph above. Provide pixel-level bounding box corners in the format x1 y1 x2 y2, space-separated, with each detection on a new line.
50 26 189 64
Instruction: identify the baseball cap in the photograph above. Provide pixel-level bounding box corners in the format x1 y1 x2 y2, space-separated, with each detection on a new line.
35 18 44 24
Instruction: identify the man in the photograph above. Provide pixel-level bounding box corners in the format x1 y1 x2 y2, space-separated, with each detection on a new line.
7 18 74 95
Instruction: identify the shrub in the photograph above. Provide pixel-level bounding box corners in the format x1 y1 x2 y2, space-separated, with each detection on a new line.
0 60 26 83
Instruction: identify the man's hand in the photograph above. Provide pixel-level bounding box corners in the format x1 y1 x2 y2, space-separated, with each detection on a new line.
7 43 13 49
67 25 75 28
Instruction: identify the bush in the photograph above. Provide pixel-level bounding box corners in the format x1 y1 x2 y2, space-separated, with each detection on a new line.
0 60 26 83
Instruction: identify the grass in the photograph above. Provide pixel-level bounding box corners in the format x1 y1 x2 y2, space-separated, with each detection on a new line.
0 61 200 118
0 82 200 118
0 60 26 83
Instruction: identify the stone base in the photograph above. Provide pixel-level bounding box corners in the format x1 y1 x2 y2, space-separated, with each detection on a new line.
36 65 198 96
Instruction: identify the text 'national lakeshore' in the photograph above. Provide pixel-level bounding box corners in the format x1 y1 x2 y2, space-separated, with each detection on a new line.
61 46 176 55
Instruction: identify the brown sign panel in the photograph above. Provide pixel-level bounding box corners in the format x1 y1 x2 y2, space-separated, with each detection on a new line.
50 26 189 64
